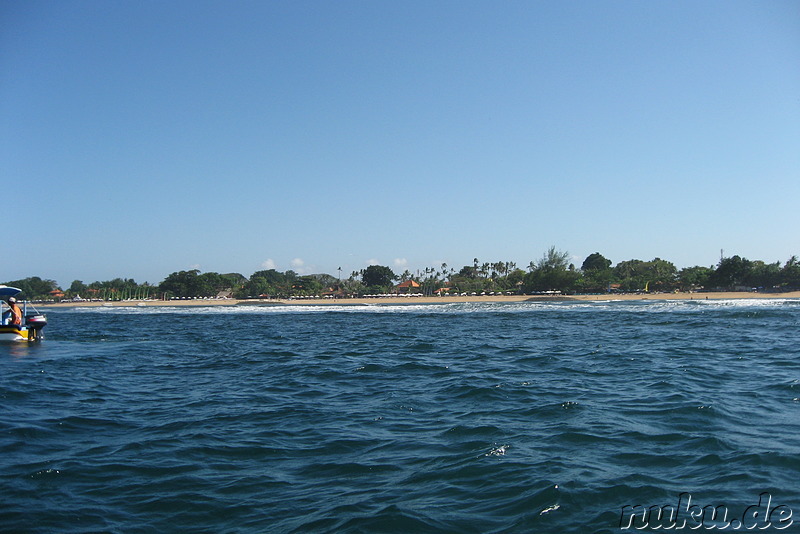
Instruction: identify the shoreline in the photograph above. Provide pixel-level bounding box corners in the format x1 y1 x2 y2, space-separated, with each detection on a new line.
32 291 800 309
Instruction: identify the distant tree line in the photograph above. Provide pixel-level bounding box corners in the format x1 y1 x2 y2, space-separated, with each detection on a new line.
4 250 800 301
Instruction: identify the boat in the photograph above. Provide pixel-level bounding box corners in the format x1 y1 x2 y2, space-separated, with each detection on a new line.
0 286 47 342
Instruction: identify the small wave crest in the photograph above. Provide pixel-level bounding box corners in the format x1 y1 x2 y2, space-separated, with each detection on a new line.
56 297 799 318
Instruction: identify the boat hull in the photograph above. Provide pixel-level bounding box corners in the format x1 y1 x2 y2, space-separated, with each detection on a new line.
0 326 39 342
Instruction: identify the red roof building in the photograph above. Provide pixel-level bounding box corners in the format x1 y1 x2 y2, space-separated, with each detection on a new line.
395 280 421 293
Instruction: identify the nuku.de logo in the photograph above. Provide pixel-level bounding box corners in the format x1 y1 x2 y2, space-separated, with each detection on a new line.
619 492 793 530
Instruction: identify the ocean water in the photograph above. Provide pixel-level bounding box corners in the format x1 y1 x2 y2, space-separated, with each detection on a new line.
1 299 799 533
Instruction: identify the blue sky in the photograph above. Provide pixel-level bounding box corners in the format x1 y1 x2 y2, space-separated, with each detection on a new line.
2 1 798 286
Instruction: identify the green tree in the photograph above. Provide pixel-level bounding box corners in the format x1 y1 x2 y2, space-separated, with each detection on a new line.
312 273 338 288
250 269 287 286
579 269 613 293
746 261 782 289
159 270 203 298
457 265 479 278
505 268 526 292
580 252 613 292
708 255 752 290
195 272 229 297
68 280 88 296
524 247 581 293
647 258 678 291
292 275 323 295
237 269 296 298
539 247 571 271
612 260 648 291
2 277 59 300
612 258 677 291
581 252 612 272
339 277 364 297
240 277 275 298
222 273 247 288
361 265 396 291
782 256 800 289
677 266 713 291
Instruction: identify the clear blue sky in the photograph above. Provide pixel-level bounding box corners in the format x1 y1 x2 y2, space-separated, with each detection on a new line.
2 1 798 286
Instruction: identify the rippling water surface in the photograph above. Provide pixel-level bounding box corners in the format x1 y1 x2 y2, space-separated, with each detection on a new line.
2 299 799 532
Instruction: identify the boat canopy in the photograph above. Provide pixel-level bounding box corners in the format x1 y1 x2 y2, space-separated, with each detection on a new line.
0 286 22 297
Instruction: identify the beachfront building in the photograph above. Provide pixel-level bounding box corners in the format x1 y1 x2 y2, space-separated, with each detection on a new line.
395 280 421 294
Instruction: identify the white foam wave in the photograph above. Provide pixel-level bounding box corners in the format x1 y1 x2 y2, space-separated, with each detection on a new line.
55 297 798 316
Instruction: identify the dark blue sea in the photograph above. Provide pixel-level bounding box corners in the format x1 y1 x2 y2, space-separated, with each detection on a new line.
2 299 799 533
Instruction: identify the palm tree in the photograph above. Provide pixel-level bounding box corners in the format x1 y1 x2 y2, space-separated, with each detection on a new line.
492 262 503 278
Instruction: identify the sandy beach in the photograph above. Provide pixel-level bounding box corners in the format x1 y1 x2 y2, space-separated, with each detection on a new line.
34 291 800 308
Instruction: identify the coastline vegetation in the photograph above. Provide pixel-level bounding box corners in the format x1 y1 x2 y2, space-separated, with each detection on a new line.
5 249 800 301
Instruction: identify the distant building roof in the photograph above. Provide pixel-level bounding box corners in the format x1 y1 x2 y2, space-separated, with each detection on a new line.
396 280 420 288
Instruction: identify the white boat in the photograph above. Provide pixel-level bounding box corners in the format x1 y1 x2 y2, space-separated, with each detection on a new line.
0 286 47 342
